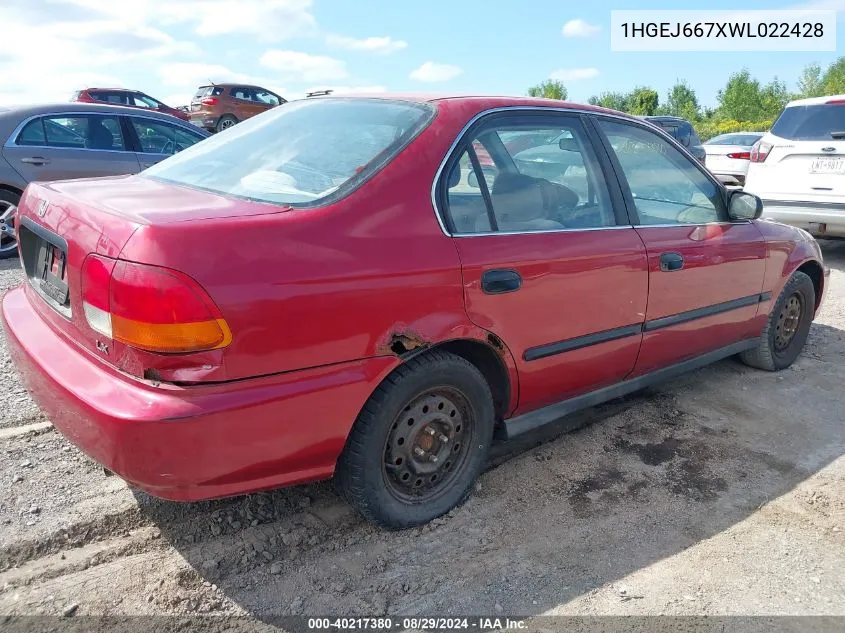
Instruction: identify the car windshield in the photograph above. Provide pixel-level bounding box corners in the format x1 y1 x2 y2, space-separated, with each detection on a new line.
135 94 162 108
705 133 763 146
771 103 845 140
143 98 433 205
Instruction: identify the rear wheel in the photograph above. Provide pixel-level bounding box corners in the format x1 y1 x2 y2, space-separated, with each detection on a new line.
740 271 815 371
215 115 238 133
0 190 21 260
335 350 494 529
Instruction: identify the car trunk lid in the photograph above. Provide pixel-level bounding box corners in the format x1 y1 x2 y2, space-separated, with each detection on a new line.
15 176 289 373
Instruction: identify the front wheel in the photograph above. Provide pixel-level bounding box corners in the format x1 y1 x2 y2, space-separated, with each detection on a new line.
741 271 815 371
335 350 495 529
0 190 21 260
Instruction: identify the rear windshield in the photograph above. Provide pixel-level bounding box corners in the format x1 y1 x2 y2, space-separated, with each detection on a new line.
143 98 434 206
771 103 845 140
193 86 223 100
705 133 763 147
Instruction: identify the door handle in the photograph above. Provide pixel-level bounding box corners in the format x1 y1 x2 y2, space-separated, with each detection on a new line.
481 269 522 294
659 252 684 272
21 157 48 166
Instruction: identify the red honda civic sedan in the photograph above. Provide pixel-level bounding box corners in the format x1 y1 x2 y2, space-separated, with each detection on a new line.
1 94 829 528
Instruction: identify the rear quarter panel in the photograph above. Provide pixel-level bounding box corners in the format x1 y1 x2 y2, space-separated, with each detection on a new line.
117 102 515 385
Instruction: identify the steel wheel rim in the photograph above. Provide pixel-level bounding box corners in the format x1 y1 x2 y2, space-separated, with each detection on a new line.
382 387 474 503
0 200 17 255
220 119 234 129
774 293 803 351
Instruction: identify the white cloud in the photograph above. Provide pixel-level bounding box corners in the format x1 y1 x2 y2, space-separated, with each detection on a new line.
550 67 600 81
56 0 317 41
325 34 408 55
0 2 201 104
409 62 463 83
260 50 349 83
158 62 288 97
561 19 601 38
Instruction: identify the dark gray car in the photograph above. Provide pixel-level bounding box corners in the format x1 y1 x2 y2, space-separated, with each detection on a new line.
0 103 210 258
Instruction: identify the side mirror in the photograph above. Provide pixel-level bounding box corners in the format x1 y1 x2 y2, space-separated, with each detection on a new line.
728 190 763 221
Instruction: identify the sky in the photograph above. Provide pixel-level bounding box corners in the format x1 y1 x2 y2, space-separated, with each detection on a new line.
1 0 845 109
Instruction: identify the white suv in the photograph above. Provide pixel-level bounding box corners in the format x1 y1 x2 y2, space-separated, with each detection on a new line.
745 94 845 238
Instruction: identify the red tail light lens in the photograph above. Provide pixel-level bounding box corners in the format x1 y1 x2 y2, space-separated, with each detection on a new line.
81 255 232 353
727 151 751 160
200 97 218 106
750 141 772 163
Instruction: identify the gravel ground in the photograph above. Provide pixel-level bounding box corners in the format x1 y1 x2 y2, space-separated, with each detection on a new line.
0 241 843 627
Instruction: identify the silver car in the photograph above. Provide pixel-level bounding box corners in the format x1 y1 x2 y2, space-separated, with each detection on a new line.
0 103 210 258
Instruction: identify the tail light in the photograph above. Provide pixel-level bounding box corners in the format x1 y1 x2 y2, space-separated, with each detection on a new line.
826 98 845 104
750 141 772 163
727 151 751 160
75 92 95 103
81 255 232 354
201 97 218 106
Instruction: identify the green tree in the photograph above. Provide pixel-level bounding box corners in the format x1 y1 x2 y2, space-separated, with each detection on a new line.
665 80 700 121
628 87 659 115
821 57 845 95
527 79 568 100
760 78 791 119
588 91 629 111
798 63 824 98
717 69 763 121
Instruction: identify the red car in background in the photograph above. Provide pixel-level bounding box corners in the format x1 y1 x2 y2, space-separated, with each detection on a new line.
2 95 828 529
72 88 189 121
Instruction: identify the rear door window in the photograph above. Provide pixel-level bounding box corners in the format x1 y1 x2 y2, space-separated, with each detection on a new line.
37 115 126 150
443 117 616 233
231 87 254 101
770 103 845 140
17 119 47 146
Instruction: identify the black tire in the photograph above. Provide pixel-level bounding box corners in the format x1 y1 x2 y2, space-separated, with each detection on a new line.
741 271 815 371
335 350 495 529
215 115 238 133
0 189 21 261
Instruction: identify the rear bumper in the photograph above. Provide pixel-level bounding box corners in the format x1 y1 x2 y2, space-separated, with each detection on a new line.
761 200 845 238
1 286 394 501
187 113 216 132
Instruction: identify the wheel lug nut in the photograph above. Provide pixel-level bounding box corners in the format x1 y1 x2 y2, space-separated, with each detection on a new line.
414 447 426 457
439 434 449 443
429 454 439 463
425 427 436 436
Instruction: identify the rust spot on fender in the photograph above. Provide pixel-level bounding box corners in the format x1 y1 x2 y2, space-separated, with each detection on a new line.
379 330 429 357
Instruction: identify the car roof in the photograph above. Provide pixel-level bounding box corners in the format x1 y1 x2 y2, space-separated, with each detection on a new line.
82 87 139 92
301 93 632 118
641 115 688 123
199 83 266 89
0 103 184 120
785 94 845 107
0 103 197 141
